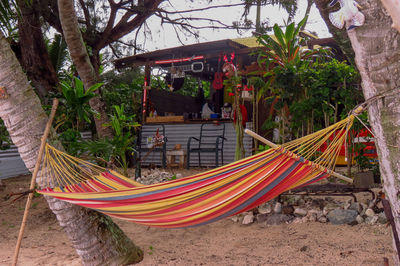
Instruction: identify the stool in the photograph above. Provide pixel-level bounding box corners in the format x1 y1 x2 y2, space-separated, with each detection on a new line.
166 149 186 168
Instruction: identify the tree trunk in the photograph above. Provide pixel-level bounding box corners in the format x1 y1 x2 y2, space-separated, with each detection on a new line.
57 0 113 138
300 0 313 31
314 0 356 66
16 0 60 101
0 31 143 265
380 0 400 33
317 0 400 263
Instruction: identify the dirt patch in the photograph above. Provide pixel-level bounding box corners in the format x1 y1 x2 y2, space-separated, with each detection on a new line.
0 173 394 265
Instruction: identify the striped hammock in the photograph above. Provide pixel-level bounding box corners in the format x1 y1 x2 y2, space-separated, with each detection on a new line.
38 115 355 228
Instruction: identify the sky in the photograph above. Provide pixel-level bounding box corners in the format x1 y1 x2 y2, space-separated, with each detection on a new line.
137 0 331 52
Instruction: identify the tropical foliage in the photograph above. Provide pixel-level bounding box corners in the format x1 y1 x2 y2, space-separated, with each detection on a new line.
82 104 140 176
255 18 362 142
58 77 102 130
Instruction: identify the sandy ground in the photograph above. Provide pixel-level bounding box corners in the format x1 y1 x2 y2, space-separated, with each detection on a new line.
0 174 394 266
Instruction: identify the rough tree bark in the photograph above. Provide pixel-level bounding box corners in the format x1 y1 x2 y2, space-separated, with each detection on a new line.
57 0 113 138
16 0 59 100
317 0 400 263
380 0 400 33
0 31 143 265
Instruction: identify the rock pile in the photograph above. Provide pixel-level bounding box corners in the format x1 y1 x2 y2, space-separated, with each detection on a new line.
136 169 182 185
136 169 386 226
231 195 387 226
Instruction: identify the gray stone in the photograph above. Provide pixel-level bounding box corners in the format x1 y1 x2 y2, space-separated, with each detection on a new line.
377 212 388 224
365 215 379 224
264 214 293 225
274 202 282 214
258 203 272 214
318 216 328 223
242 213 254 225
365 208 375 217
297 199 306 206
356 215 364 224
327 209 358 225
348 202 363 214
294 208 308 217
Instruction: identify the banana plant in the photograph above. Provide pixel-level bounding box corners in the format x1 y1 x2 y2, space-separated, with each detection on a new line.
59 76 102 129
256 17 330 143
102 104 140 176
257 16 315 68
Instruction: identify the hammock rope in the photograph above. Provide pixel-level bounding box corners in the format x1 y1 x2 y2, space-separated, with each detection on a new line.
37 114 356 228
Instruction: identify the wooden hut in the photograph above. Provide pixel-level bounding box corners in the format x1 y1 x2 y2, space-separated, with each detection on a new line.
114 38 263 168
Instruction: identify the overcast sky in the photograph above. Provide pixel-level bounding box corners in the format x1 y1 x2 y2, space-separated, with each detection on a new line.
137 0 331 52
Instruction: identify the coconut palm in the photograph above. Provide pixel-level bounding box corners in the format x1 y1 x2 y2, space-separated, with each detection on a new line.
314 0 400 262
0 30 143 265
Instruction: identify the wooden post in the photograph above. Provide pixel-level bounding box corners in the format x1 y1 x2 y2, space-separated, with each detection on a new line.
12 98 59 266
244 129 353 184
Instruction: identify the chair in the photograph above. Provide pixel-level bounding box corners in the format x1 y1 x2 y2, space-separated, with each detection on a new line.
139 124 167 168
186 123 226 169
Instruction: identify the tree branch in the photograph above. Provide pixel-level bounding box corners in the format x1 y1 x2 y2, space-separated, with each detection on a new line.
94 0 163 51
78 0 91 30
153 3 247 14
103 0 118 37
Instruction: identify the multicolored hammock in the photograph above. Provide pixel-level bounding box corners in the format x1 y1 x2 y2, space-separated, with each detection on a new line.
38 114 356 228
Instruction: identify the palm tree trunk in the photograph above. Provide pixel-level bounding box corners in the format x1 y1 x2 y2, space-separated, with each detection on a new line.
316 0 400 263
0 31 143 265
57 0 113 138
380 0 400 33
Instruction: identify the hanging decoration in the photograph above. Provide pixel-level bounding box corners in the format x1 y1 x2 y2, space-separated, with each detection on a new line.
212 54 224 90
222 52 237 78
328 0 365 31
